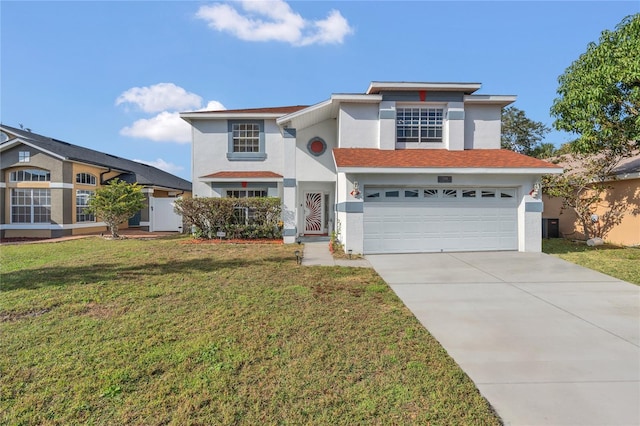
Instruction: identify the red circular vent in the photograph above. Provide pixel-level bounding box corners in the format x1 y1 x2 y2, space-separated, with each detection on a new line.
307 138 326 156
310 140 324 153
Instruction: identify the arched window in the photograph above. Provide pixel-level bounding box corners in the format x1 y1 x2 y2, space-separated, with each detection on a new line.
76 173 97 185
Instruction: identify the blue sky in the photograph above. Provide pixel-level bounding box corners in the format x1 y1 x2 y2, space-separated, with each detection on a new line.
1 1 638 180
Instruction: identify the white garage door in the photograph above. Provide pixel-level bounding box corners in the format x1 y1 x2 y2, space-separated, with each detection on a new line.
363 187 518 254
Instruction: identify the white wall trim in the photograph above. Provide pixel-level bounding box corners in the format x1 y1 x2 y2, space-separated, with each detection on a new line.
49 182 75 189
0 222 107 230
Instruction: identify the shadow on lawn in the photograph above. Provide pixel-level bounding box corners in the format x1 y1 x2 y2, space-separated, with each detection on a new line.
1 256 288 292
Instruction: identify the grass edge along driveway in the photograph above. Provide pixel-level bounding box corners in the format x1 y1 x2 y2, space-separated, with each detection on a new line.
1 237 500 425
543 238 640 285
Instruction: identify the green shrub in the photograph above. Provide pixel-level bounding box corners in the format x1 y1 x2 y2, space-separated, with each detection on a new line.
175 197 282 239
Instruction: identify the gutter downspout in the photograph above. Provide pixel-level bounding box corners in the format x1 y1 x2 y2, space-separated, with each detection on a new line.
100 169 112 185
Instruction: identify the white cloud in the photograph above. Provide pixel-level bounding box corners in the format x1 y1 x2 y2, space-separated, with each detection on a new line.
117 82 226 143
199 100 226 111
196 0 354 46
120 111 191 144
133 158 184 175
116 83 203 113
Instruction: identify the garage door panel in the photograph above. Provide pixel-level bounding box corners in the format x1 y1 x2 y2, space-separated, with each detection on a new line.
363 195 517 254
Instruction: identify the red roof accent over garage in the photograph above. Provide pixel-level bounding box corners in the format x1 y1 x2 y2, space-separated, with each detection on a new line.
201 171 283 179
333 148 561 169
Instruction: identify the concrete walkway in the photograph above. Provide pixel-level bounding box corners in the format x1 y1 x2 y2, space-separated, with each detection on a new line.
367 251 640 426
301 241 371 268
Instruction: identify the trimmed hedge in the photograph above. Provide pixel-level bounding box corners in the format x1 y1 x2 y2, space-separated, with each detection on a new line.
175 197 282 239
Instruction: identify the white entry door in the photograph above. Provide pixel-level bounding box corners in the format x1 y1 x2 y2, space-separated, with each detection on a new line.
304 192 324 234
151 197 183 232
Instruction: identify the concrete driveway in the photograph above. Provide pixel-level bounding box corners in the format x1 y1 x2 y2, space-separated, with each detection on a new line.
366 251 640 426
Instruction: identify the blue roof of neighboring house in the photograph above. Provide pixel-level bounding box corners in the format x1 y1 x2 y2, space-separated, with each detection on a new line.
0 124 191 192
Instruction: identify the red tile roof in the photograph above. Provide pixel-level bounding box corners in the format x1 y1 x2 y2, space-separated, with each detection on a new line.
190 105 309 115
333 148 562 169
201 171 283 179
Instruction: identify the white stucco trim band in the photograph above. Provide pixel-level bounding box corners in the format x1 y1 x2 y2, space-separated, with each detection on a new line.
1 222 108 230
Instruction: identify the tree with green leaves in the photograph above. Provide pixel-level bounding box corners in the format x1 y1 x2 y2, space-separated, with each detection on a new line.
544 15 640 241
501 106 552 157
550 14 639 156
542 151 638 240
86 179 146 238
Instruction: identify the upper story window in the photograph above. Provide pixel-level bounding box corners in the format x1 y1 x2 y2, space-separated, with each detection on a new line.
232 123 260 152
76 173 97 185
396 107 443 143
227 120 266 161
10 169 50 182
19 151 30 162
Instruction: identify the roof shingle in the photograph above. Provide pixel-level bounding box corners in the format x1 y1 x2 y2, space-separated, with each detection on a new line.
333 148 561 169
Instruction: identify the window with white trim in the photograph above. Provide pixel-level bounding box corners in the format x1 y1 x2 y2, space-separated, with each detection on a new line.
232 123 260 152
396 107 444 143
11 188 51 223
19 151 30 162
10 169 50 182
76 190 95 222
226 189 267 198
76 173 97 185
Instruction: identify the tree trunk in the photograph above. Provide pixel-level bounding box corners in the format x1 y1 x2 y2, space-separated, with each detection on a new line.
110 222 119 238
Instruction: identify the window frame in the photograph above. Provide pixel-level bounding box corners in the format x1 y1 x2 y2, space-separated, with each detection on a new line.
76 173 97 186
396 106 444 145
19 151 30 163
225 189 268 198
227 120 266 161
9 169 51 182
11 188 51 224
76 190 95 222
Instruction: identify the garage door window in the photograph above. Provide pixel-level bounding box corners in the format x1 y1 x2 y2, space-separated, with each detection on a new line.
365 187 517 202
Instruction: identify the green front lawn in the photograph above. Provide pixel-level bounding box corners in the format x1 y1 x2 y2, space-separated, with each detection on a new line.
543 239 640 285
1 237 499 425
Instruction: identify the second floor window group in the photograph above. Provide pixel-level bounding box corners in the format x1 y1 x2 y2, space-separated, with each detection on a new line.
396 107 443 143
232 123 260 153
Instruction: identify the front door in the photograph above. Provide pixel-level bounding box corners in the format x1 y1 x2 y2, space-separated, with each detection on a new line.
304 192 324 234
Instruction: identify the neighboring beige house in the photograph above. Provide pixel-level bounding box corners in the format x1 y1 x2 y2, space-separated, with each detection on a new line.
543 154 640 246
1 125 192 239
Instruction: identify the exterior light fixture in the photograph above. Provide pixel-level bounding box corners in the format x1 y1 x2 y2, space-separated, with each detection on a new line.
350 180 360 197
348 249 353 259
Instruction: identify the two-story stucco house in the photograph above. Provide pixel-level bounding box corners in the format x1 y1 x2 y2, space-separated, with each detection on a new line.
181 81 561 254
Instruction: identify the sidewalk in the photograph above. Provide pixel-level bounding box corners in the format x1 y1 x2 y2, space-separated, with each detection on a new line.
301 241 371 268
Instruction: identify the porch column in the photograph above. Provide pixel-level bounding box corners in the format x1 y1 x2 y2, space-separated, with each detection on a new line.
282 128 297 243
336 172 364 255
